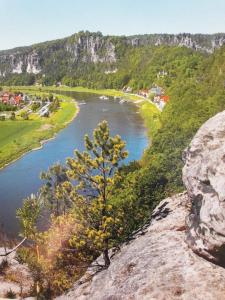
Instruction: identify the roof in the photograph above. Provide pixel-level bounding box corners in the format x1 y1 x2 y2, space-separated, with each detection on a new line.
160 95 170 102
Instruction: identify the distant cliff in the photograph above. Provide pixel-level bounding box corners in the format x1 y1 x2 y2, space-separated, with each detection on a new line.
127 33 225 52
0 31 225 79
0 32 117 78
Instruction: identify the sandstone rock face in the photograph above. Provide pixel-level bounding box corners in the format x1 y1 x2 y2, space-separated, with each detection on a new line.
183 110 225 265
65 35 116 63
26 51 41 74
128 33 225 53
0 50 42 76
1 32 225 78
0 248 33 298
56 192 225 300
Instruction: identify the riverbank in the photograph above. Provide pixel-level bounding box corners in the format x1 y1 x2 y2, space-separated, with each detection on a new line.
6 86 161 138
0 92 78 170
52 86 161 138
7 86 144 101
0 85 160 170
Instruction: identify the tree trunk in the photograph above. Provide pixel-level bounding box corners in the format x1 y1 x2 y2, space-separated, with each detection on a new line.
103 248 110 267
0 237 27 257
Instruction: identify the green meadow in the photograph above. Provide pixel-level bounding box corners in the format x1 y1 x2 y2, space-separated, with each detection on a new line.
0 93 77 169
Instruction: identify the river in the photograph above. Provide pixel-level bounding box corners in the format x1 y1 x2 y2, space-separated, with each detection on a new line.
0 92 148 236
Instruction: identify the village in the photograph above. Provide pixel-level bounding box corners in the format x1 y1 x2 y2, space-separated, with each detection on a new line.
123 85 169 111
0 91 59 120
0 91 27 105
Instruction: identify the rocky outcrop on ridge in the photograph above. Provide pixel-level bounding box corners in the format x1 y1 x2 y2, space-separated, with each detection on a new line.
0 31 225 77
57 193 225 300
57 110 225 300
183 110 225 265
128 33 225 53
0 248 33 298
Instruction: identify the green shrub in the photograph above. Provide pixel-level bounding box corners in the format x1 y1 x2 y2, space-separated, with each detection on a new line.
0 258 9 275
4 289 16 299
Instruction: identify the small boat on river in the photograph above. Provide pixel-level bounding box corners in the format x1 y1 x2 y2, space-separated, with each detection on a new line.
99 95 109 100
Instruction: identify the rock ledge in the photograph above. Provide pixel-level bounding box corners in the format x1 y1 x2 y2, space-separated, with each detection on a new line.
57 192 225 300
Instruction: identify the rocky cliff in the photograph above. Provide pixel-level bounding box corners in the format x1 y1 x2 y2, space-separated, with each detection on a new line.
0 32 117 78
128 33 225 53
0 248 32 297
0 31 224 78
183 110 225 266
56 110 225 300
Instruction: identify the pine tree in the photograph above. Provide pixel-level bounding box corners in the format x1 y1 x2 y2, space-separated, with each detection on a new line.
40 164 69 216
65 120 128 267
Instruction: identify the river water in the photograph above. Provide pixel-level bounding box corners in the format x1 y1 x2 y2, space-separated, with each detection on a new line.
0 92 148 236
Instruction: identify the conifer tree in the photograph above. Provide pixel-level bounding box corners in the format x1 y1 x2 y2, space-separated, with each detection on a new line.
40 164 69 216
65 120 128 266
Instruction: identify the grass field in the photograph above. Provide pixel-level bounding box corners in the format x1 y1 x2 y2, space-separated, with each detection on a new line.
0 121 40 149
139 102 161 138
0 91 77 169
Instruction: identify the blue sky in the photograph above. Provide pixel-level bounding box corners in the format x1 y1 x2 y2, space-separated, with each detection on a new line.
0 0 224 50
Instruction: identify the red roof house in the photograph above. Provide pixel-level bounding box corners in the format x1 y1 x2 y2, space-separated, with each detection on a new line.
15 95 22 105
2 93 10 104
160 95 170 103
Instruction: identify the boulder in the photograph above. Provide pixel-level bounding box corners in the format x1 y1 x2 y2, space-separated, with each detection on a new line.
183 110 225 265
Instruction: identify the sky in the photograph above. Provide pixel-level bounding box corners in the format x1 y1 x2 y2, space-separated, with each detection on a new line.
0 0 225 50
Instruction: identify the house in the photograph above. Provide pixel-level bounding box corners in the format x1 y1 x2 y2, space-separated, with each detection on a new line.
160 95 170 103
55 81 62 87
22 94 29 102
123 86 133 93
15 95 22 105
150 86 164 96
0 92 10 104
38 102 50 117
151 93 170 111
0 92 23 106
159 101 166 110
157 70 168 79
138 89 149 98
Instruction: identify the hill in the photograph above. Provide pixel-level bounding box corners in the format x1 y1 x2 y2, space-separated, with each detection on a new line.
0 31 225 86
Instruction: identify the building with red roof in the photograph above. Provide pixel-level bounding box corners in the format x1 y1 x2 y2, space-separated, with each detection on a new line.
160 95 170 103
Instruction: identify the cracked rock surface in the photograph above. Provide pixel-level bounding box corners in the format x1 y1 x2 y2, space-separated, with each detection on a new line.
183 110 225 265
57 193 225 300
0 248 33 298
